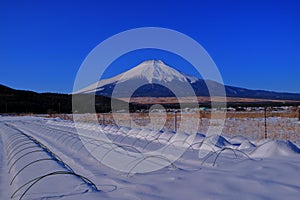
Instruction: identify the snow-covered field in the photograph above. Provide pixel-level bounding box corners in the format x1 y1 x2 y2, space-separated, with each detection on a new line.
1 116 300 199
90 112 300 141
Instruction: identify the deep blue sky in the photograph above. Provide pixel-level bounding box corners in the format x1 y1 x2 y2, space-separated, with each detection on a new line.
0 0 299 93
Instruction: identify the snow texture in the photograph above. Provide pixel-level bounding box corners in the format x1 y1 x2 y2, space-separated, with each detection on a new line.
0 116 300 199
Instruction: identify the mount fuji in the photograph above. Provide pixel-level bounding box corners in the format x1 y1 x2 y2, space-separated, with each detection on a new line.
76 60 209 97
77 60 300 101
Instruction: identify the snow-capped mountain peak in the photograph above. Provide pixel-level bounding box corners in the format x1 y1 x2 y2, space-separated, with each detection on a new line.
75 60 199 94
74 60 300 100
120 60 195 84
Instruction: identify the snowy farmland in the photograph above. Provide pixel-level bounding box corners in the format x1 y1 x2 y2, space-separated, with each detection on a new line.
93 111 300 141
1 116 300 200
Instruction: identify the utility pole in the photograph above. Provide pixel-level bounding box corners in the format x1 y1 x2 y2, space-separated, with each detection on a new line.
298 106 300 121
264 107 267 139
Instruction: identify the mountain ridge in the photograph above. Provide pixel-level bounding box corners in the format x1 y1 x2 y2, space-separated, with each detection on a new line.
77 60 300 101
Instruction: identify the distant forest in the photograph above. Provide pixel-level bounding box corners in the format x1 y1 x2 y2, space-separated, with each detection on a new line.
0 84 116 114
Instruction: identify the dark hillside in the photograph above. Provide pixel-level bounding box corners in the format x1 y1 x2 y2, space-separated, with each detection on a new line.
0 84 125 113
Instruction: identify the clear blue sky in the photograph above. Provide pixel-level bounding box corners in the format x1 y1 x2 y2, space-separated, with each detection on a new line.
0 0 299 93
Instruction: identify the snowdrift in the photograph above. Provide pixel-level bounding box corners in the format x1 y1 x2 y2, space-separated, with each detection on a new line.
251 140 300 157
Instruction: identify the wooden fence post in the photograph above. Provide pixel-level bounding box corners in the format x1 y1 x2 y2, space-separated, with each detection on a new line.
174 111 178 132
